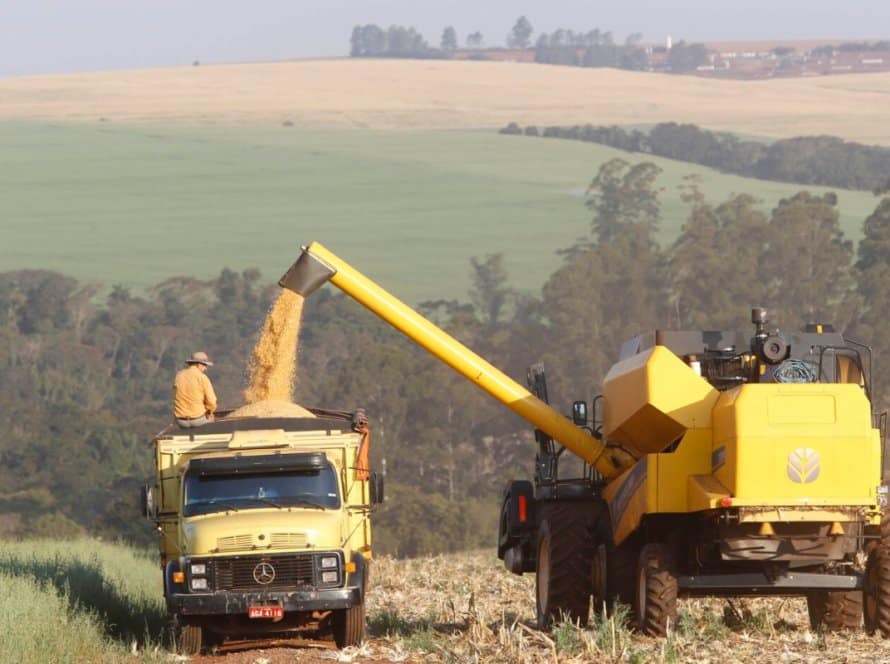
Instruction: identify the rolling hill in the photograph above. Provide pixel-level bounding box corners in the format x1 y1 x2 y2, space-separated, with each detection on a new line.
0 120 879 303
0 59 889 144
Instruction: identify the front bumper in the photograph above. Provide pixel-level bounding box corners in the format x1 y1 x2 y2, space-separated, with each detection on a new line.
168 586 361 616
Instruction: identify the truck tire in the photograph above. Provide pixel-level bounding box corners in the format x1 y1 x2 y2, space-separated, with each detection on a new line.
865 544 890 637
807 591 862 631
177 624 203 655
634 543 678 636
535 503 593 629
332 604 365 648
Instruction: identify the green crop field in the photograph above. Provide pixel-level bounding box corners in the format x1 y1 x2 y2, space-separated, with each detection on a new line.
0 539 166 663
0 120 880 304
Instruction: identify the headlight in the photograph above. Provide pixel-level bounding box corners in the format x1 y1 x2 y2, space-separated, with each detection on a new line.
190 563 206 576
320 556 338 569
321 571 338 584
190 577 208 591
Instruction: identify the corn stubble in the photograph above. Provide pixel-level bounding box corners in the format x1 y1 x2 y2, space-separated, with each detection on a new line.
349 552 890 663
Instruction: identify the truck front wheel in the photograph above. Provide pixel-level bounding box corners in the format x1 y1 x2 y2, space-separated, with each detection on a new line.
177 624 203 655
332 604 365 648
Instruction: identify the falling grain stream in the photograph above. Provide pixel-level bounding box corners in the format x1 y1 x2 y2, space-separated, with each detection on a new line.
231 289 314 418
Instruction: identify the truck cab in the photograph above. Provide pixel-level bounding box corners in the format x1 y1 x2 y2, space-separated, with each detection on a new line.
143 408 382 654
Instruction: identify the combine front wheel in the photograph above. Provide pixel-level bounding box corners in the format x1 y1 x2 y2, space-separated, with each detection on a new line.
634 543 678 636
534 504 593 629
865 545 890 637
807 590 862 631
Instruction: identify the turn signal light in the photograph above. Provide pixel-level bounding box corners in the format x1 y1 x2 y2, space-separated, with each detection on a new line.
345 562 356 573
172 571 185 583
720 497 733 508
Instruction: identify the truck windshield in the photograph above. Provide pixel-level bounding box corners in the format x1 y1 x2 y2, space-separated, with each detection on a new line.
183 465 341 517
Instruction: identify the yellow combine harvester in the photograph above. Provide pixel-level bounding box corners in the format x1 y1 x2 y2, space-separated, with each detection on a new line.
281 242 890 636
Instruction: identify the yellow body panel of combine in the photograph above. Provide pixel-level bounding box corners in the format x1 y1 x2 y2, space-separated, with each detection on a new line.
603 361 881 546
712 383 881 504
603 345 718 457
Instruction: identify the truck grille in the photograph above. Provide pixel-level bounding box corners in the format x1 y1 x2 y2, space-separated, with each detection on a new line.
208 554 316 591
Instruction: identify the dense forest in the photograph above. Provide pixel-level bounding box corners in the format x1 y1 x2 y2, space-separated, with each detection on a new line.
500 121 890 192
3 157 890 557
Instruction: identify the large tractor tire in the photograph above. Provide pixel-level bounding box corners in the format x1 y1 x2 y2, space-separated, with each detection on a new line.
865 545 890 637
332 603 365 648
177 624 203 655
807 590 862 631
608 540 638 612
634 543 678 636
535 503 594 629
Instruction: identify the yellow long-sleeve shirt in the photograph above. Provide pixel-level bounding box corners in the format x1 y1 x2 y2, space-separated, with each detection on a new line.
173 365 218 418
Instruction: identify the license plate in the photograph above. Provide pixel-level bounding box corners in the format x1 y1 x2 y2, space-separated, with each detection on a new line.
248 606 284 619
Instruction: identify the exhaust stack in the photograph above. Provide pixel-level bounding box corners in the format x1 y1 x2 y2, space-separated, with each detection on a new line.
279 242 627 480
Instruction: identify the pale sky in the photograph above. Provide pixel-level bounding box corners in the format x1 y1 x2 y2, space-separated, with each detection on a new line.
2 0 888 77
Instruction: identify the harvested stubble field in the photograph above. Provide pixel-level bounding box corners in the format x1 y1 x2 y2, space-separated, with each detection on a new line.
1 60 890 145
357 552 890 664
3 539 890 663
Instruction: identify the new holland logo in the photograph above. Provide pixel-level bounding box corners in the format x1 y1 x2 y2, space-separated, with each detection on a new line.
787 447 821 483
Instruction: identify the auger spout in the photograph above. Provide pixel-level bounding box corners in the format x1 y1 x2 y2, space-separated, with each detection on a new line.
280 242 624 480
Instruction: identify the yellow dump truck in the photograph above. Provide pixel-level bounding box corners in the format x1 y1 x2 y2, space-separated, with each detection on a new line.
142 407 382 653
280 242 890 637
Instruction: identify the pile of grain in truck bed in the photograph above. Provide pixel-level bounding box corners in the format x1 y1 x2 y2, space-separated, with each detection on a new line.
243 289 303 404
228 399 315 418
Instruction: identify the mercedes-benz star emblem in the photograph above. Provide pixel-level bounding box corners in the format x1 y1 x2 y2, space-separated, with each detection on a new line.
253 562 276 585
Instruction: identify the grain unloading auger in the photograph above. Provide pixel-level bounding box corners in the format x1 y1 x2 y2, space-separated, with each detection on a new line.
279 242 633 480
282 242 890 637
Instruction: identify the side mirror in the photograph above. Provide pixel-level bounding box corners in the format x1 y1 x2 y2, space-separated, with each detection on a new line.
141 484 157 520
369 472 384 505
572 401 588 426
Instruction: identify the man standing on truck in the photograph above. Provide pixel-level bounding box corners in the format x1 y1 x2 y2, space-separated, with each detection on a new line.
173 351 217 427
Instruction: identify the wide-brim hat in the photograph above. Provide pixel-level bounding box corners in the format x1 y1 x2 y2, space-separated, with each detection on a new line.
186 351 213 366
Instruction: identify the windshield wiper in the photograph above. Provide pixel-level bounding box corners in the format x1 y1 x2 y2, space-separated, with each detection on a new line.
286 497 328 510
242 496 284 509
190 500 240 513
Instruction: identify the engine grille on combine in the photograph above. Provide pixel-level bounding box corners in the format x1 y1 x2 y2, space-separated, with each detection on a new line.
208 554 316 591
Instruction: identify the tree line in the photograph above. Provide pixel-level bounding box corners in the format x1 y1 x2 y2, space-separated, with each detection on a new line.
2 158 890 556
349 17 708 73
500 121 890 192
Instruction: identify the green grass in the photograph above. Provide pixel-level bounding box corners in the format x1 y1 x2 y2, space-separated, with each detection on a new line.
0 539 166 663
0 120 881 303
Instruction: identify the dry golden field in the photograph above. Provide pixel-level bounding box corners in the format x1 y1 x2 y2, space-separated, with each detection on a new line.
1 59 890 144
